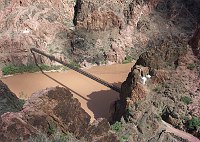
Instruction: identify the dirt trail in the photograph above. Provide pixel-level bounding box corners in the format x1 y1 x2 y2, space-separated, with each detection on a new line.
1 63 133 121
162 120 200 142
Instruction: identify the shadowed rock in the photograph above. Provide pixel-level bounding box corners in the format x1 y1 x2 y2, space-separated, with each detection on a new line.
189 26 200 59
112 42 200 141
135 42 187 70
0 86 118 142
0 80 23 115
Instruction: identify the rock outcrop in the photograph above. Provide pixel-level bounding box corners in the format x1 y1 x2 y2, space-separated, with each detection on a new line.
135 41 187 69
112 44 200 141
0 0 75 67
0 80 23 115
71 0 199 64
0 86 118 142
113 40 187 121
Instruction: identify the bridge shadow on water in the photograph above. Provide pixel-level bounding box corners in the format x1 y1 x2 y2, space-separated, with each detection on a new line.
87 82 122 120
40 71 89 101
42 70 122 120
37 66 122 120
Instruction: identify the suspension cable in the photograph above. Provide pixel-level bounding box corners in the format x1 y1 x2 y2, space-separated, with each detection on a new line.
30 48 121 93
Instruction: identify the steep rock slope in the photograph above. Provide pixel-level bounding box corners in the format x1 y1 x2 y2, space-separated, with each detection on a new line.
112 43 200 141
0 80 23 115
71 0 198 64
0 86 118 142
0 0 75 67
1 0 199 67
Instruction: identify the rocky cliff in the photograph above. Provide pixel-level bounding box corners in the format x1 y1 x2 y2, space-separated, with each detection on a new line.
112 41 200 141
0 80 23 115
1 0 200 67
0 0 75 67
71 0 199 64
0 85 118 142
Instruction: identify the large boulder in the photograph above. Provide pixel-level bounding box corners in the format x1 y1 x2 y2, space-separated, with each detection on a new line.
0 86 118 142
0 80 23 115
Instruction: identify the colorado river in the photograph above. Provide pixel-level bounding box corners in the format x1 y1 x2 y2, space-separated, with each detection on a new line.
1 63 133 121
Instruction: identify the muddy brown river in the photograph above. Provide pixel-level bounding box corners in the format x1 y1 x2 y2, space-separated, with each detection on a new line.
1 63 133 121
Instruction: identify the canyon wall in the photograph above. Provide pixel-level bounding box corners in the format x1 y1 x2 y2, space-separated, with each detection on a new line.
0 0 75 67
71 0 198 64
112 41 200 141
1 0 199 67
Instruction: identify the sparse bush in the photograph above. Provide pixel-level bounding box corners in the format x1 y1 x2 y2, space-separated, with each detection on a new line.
155 114 162 121
187 63 196 70
188 117 200 130
181 96 192 105
69 61 80 68
111 121 122 132
18 99 25 109
19 91 27 100
1 64 63 75
47 123 56 135
122 56 133 64
120 134 130 142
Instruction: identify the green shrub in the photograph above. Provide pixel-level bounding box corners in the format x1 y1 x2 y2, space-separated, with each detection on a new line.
2 65 20 75
120 135 130 142
2 64 63 75
122 56 133 64
181 96 192 105
47 123 56 135
18 99 25 109
188 117 200 130
119 135 129 142
187 63 196 70
111 121 122 132
69 61 80 68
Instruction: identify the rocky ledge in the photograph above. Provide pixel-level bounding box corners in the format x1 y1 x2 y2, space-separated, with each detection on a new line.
0 80 23 115
0 85 118 142
111 40 200 141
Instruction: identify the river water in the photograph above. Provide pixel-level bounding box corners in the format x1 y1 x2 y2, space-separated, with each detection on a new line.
1 63 133 121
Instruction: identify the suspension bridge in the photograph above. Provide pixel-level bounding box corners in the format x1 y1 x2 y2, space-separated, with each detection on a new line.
30 48 121 93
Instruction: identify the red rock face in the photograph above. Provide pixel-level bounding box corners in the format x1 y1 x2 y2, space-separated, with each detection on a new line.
72 0 198 64
0 0 75 66
0 86 118 142
0 0 199 66
72 0 154 63
0 112 38 142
